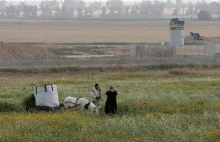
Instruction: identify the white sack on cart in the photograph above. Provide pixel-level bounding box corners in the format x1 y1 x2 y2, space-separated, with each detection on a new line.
34 84 60 107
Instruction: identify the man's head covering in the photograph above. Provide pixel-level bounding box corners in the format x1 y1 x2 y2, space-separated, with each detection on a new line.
110 86 114 90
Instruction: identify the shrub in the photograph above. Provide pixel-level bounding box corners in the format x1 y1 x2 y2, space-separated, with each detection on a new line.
22 94 36 111
197 10 212 21
0 101 23 112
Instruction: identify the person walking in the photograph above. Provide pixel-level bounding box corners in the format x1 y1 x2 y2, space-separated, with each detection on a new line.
105 86 118 115
91 84 101 106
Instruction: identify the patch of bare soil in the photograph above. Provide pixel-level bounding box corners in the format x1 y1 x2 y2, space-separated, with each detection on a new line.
168 69 196 76
209 37 220 42
0 43 56 60
151 49 174 57
0 72 75 80
184 35 220 44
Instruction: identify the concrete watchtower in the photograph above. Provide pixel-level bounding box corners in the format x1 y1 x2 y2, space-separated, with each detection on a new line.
170 18 185 46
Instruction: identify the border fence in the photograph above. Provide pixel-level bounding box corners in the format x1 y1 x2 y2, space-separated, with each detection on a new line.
1 43 220 68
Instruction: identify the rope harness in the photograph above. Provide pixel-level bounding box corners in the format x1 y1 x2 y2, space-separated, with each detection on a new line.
65 98 93 111
65 98 81 110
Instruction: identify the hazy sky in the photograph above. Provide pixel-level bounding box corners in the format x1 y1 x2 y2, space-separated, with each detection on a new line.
4 0 219 4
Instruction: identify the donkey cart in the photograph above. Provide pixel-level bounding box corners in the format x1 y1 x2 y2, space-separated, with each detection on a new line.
24 84 62 113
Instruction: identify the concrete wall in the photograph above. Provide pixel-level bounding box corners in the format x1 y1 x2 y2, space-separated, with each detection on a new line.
170 27 184 46
176 43 220 56
130 43 220 58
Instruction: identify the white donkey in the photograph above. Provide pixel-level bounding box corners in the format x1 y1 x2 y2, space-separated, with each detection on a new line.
63 96 101 114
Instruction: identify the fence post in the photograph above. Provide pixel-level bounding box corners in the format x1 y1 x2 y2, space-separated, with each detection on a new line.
129 57 131 67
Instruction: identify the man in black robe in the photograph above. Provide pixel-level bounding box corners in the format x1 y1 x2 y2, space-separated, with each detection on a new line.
105 86 118 115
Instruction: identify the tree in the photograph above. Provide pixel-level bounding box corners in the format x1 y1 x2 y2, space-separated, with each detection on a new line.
100 6 107 17
88 2 102 11
186 2 194 15
61 0 72 19
53 7 61 19
124 6 130 16
19 2 38 19
139 0 152 17
40 0 53 19
77 8 83 18
22 5 38 18
84 7 92 18
209 2 220 19
130 4 140 17
173 0 182 16
0 0 6 17
166 0 173 8
150 0 165 17
195 1 208 14
197 10 212 21
61 0 86 19
5 5 20 18
106 0 124 16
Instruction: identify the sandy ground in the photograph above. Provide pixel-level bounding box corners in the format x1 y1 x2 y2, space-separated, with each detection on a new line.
0 20 219 43
0 20 219 60
0 43 56 60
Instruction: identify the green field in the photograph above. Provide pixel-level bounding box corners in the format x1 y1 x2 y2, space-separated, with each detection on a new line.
1 68 220 141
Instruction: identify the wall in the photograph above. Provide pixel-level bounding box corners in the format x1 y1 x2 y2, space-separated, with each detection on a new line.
170 27 184 46
176 43 220 56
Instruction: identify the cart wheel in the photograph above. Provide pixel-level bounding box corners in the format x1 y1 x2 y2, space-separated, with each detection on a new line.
51 108 55 112
25 107 33 113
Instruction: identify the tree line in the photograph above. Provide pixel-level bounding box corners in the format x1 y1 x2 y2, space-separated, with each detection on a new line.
0 0 219 20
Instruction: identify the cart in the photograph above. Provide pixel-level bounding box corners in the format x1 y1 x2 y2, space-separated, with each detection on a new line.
24 84 62 112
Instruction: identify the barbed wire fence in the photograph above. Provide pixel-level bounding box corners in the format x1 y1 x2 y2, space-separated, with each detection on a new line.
1 43 220 69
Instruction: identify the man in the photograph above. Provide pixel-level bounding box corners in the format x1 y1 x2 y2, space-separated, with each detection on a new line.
105 86 118 115
91 84 101 106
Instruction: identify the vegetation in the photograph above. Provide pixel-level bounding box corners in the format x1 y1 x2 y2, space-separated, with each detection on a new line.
0 63 220 74
48 46 105 56
0 67 220 141
197 10 212 21
0 0 219 21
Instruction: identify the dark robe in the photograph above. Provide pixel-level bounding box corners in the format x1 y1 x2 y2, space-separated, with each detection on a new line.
105 90 118 115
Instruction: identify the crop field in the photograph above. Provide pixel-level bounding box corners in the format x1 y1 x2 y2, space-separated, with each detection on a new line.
0 19 219 43
1 68 220 141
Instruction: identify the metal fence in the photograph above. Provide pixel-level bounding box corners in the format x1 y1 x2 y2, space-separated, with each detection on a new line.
1 42 220 68
1 56 220 68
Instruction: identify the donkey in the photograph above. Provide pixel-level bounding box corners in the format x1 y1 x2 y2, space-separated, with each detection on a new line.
62 96 101 114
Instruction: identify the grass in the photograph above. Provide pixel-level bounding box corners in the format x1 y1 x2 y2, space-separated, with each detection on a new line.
0 63 220 74
0 68 220 141
48 46 105 56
